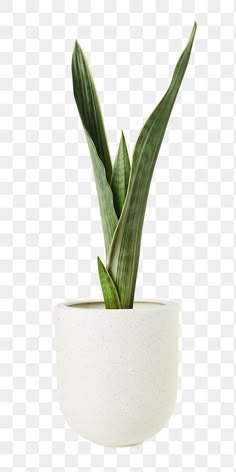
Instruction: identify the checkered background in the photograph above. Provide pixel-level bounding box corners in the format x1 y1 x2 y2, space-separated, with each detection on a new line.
0 0 235 470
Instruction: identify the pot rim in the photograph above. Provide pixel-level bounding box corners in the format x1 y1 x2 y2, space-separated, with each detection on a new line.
54 298 179 312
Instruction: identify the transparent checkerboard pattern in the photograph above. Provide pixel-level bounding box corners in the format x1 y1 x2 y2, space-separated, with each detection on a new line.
0 0 235 470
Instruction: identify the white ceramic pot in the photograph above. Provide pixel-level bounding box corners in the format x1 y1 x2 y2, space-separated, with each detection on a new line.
54 300 179 447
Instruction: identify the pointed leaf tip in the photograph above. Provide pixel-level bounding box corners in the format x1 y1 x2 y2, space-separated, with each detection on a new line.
72 39 112 182
111 131 130 217
97 257 121 309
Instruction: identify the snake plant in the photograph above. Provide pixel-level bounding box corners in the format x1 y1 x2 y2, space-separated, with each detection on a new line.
72 22 197 309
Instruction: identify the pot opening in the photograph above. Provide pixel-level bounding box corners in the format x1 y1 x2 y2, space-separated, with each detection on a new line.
65 301 166 310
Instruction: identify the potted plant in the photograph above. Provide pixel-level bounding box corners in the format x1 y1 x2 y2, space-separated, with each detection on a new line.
54 22 197 447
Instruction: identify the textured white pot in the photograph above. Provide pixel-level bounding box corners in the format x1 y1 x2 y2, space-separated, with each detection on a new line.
54 300 179 447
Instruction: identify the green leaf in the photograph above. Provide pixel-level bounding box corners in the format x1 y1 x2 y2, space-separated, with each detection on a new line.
97 257 121 309
107 22 197 308
85 131 118 254
111 131 131 217
72 40 118 254
72 40 112 182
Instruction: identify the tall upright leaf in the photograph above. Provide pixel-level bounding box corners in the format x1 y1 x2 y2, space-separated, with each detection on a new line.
72 40 112 182
111 131 130 217
72 41 118 253
107 22 197 308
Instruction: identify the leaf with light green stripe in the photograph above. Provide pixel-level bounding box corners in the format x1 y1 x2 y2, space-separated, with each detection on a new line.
72 40 112 182
97 257 121 309
111 131 130 217
107 22 197 308
85 131 118 254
